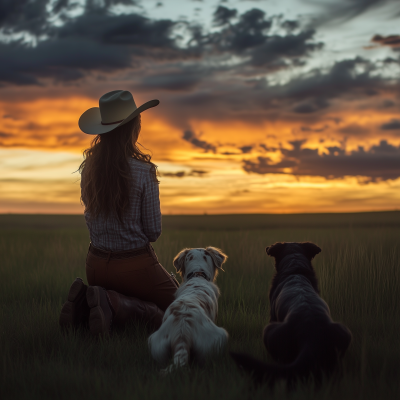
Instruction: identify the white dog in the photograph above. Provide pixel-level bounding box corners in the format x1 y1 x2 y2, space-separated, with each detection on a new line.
148 247 228 373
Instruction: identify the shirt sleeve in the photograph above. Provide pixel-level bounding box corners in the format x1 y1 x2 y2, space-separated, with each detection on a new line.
141 169 162 243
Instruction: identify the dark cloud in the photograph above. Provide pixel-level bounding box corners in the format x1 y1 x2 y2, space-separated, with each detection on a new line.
310 0 400 26
57 10 177 49
2 114 18 120
153 53 398 129
182 130 217 153
243 140 400 181
52 0 73 15
220 151 242 155
191 169 208 175
162 171 185 178
293 98 329 113
0 39 132 85
84 0 141 11
259 144 279 152
281 20 300 32
239 145 253 153
230 189 250 196
210 8 272 52
160 169 209 178
0 0 50 36
137 68 204 91
0 3 323 89
213 6 238 26
371 34 400 49
179 55 393 122
338 124 370 135
249 29 323 69
0 0 139 36
381 99 395 108
281 58 382 101
264 56 395 118
0 2 196 85
381 119 400 130
209 7 322 70
300 125 327 132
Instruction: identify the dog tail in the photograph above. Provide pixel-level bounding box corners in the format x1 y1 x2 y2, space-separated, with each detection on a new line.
230 343 318 385
161 337 190 375
172 339 190 368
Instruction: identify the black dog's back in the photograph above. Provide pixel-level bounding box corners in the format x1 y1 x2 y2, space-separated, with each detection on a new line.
231 242 352 385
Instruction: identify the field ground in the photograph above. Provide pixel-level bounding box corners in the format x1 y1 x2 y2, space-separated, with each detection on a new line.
1 213 399 400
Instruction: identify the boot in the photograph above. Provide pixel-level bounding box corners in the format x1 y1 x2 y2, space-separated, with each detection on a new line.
86 287 164 335
86 286 114 335
107 290 164 330
59 277 90 329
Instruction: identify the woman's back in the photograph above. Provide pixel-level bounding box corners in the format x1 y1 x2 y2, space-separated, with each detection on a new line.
82 158 161 251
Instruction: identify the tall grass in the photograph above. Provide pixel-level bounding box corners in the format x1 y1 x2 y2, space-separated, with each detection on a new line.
0 215 399 400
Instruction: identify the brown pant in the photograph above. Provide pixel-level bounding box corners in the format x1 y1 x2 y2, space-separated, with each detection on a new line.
85 244 179 312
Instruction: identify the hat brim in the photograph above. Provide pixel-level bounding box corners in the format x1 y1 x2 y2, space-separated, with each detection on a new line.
79 99 160 135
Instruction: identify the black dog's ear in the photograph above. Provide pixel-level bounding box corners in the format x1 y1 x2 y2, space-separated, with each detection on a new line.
173 248 190 275
266 242 285 258
300 242 321 260
205 247 228 271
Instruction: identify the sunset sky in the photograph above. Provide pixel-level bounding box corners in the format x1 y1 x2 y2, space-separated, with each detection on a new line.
1 0 400 214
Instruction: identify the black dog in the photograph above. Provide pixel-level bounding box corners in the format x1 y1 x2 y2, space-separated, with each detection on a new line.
231 242 352 385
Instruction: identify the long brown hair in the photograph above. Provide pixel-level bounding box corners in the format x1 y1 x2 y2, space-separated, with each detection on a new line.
79 115 158 222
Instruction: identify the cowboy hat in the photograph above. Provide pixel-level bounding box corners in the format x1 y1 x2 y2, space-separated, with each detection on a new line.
79 90 159 135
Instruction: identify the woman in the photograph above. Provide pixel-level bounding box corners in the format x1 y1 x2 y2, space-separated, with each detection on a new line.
59 90 179 335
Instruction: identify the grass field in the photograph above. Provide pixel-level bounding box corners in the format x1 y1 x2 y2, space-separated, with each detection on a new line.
1 213 399 400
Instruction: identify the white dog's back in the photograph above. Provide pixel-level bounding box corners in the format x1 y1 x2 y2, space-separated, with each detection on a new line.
149 279 228 372
148 247 229 373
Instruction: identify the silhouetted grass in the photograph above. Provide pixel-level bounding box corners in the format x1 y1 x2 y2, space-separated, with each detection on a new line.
0 214 399 400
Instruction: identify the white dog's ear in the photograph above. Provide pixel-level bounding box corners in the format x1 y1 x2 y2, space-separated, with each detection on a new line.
205 247 228 271
173 248 190 275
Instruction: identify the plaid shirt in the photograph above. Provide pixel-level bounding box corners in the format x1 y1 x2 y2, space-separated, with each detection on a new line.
82 158 162 251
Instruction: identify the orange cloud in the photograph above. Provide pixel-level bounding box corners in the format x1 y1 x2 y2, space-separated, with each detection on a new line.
2 95 400 154
2 95 400 214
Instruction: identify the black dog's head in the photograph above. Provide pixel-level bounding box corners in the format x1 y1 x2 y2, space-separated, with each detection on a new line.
266 242 321 267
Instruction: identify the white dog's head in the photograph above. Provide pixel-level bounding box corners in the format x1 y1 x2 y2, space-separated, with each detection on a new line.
173 247 228 282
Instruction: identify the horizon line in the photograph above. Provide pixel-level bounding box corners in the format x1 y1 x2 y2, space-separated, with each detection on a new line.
1 210 399 216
